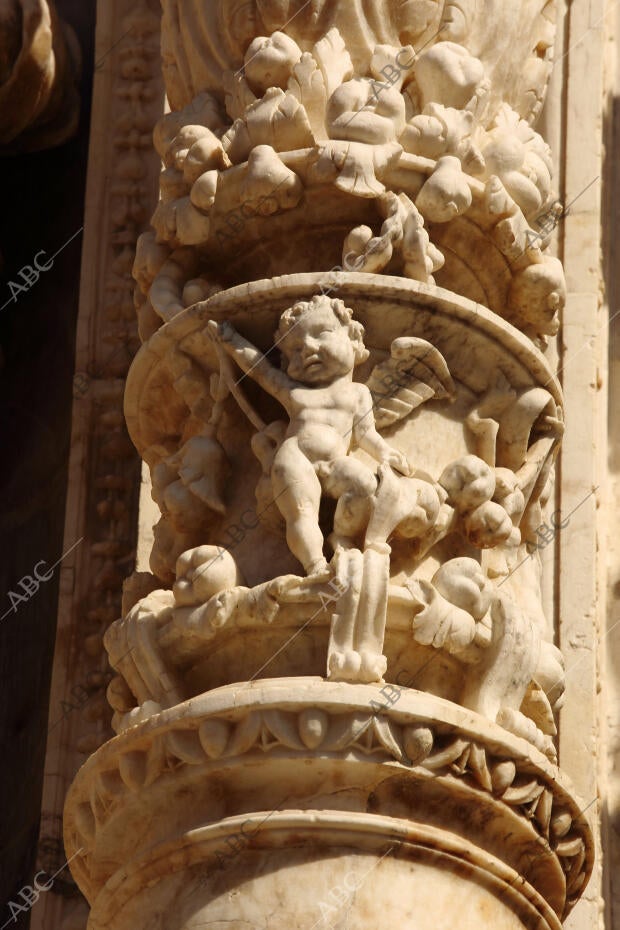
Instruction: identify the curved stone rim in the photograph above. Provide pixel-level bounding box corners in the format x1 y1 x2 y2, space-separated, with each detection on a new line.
125 272 563 456
84 811 563 930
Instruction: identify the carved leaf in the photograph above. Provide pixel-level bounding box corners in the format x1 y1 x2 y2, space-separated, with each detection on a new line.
566 867 587 898
501 778 545 806
225 712 263 757
372 716 407 762
246 89 314 155
263 710 306 750
311 27 353 98
468 743 493 791
167 729 206 765
410 581 477 653
556 836 586 858
564 843 587 896
424 737 470 770
288 53 328 140
550 809 572 840
451 743 471 775
324 713 372 751
223 89 315 163
367 337 455 430
534 788 554 837
223 70 257 122
118 751 147 792
199 719 231 758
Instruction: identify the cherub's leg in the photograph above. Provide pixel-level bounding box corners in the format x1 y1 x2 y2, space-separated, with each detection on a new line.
271 440 327 575
321 459 390 681
320 457 377 545
365 463 403 548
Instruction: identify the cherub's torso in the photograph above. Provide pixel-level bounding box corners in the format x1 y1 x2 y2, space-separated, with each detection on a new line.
286 380 367 462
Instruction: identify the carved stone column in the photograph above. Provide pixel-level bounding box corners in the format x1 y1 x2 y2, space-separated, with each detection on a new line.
64 3 594 928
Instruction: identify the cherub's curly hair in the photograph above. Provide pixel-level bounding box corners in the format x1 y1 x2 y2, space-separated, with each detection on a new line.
275 295 369 365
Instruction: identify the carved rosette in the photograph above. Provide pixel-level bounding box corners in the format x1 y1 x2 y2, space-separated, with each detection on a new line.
65 2 592 928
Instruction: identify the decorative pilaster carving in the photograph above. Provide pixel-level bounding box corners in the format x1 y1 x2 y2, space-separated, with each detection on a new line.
65 3 593 928
37 4 164 929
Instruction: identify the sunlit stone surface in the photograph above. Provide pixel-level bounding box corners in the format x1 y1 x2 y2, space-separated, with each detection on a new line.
64 3 594 927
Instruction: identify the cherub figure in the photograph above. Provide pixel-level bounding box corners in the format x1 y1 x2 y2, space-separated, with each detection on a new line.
208 296 412 576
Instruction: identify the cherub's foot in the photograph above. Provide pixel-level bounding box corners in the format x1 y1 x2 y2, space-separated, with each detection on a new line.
327 532 355 555
204 591 235 629
306 557 330 578
359 650 388 683
255 589 280 624
181 591 236 638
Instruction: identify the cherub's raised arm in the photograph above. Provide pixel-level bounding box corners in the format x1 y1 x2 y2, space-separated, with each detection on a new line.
353 384 412 476
207 320 294 406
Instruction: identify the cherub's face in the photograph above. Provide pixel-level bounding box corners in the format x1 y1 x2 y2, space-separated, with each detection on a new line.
280 307 357 385
327 78 406 144
397 483 441 538
244 31 301 94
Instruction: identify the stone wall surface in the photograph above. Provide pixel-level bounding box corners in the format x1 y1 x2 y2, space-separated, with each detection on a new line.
0 2 94 927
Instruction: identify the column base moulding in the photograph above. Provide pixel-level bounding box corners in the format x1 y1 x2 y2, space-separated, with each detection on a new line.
64 681 592 930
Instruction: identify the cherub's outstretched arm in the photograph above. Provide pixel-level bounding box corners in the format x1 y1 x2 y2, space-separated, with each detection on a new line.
207 320 295 408
353 385 412 475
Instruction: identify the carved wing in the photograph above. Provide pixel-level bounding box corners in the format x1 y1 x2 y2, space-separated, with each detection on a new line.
367 337 455 430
